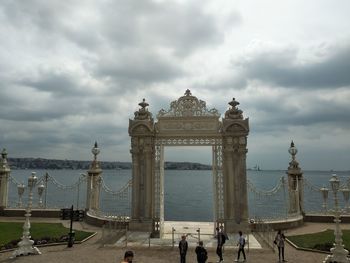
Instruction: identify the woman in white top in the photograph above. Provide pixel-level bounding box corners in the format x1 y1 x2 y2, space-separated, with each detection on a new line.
274 230 287 262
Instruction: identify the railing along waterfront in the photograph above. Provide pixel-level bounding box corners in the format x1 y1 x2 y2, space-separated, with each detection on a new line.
247 176 289 221
7 172 132 218
7 170 350 220
303 177 350 215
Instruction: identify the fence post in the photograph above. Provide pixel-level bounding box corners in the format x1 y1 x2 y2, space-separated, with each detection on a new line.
102 221 105 244
197 228 200 242
125 224 128 247
247 232 250 253
44 172 48 209
172 227 176 248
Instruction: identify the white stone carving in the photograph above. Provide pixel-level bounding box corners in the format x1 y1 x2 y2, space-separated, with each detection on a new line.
155 138 222 146
157 89 220 118
129 90 249 234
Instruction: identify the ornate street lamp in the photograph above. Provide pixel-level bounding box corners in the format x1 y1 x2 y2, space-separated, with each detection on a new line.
320 186 329 214
37 182 45 208
12 172 41 257
17 183 25 208
288 141 298 160
324 174 350 263
287 140 304 215
342 187 350 214
92 141 100 161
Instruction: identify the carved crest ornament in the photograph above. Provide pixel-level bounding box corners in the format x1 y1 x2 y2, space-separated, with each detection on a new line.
157 89 220 118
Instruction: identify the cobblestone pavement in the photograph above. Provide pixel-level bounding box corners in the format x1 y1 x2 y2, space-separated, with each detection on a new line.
0 218 346 263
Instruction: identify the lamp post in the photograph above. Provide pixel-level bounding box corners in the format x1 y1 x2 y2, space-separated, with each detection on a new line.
342 187 350 214
12 172 41 257
67 205 75 248
44 172 49 209
17 183 25 208
37 182 45 208
320 186 329 214
287 141 303 216
324 174 350 263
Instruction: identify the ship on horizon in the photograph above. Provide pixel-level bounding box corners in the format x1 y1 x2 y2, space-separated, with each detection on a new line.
253 164 261 171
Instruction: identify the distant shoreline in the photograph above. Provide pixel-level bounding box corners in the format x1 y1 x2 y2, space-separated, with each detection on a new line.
7 158 211 170
7 158 349 172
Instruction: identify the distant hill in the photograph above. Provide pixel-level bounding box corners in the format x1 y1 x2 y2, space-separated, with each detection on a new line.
7 158 211 170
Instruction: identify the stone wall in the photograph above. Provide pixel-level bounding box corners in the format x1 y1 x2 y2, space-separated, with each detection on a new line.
1 208 61 218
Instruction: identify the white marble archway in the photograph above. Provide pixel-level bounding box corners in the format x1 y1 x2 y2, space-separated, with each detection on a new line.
128 90 249 234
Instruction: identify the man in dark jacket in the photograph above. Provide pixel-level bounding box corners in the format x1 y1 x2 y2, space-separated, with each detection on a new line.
179 235 188 263
216 227 226 262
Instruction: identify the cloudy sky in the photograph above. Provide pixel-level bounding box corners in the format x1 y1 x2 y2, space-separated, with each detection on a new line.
0 0 349 170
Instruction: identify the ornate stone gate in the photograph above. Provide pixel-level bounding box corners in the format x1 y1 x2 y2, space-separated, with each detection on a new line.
128 90 249 234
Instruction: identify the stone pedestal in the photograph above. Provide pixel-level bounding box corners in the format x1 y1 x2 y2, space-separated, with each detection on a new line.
0 148 10 209
86 142 102 211
129 99 155 231
221 98 249 233
286 141 304 215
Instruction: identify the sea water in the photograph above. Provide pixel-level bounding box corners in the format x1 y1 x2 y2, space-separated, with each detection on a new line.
7 169 350 221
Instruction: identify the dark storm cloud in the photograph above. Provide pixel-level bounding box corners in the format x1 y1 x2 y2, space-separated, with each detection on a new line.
94 50 185 84
0 0 349 169
98 0 225 56
237 45 350 89
1 0 226 54
19 71 83 97
0 107 65 122
243 91 350 134
0 1 66 31
1 0 234 94
0 82 113 122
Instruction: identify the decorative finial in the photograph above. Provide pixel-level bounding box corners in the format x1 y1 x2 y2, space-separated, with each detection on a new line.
138 98 149 110
91 141 100 161
1 148 7 159
228 98 240 108
184 89 192 96
134 98 153 120
224 98 243 119
288 140 298 161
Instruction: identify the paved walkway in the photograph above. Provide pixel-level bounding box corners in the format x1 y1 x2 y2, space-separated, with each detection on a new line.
0 218 346 263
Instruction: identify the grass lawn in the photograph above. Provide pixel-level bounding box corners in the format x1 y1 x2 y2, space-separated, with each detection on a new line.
0 222 94 249
287 229 350 252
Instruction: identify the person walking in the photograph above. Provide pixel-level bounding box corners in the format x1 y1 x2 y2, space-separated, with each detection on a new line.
121 250 134 263
215 227 226 262
234 231 246 262
195 241 208 263
179 235 188 263
274 230 287 262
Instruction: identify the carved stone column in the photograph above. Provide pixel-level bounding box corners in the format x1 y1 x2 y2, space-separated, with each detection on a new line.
286 141 304 215
86 142 102 211
129 99 155 231
221 98 249 233
0 148 10 210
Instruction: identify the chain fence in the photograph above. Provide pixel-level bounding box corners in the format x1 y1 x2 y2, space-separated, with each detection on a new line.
247 176 289 221
7 172 132 218
303 178 350 215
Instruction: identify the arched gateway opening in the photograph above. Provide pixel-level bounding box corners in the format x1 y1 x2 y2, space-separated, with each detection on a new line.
128 90 249 236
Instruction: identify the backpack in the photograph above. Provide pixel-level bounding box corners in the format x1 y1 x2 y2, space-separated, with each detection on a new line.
200 249 208 261
240 237 246 247
197 247 208 261
221 233 226 244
